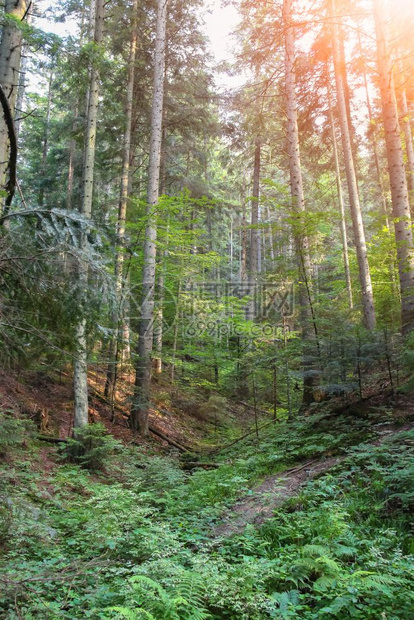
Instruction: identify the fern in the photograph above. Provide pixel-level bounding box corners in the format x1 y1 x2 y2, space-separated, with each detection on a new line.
313 575 337 592
122 574 211 620
106 607 156 619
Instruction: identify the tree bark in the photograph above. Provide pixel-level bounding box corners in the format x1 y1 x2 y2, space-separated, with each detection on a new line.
399 87 414 202
14 10 31 143
0 0 28 214
153 122 168 376
153 263 165 375
73 0 104 429
374 0 414 334
131 0 169 435
0 84 17 213
329 0 376 330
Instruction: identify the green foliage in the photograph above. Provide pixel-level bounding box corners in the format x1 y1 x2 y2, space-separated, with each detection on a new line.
1 410 413 619
401 332 414 391
108 574 211 620
197 395 231 428
58 422 122 470
0 411 33 457
0 501 12 547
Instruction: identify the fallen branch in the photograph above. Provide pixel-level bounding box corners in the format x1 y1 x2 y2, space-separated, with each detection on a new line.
238 401 272 416
181 462 220 470
280 458 322 477
37 435 67 444
148 426 189 453
210 418 277 455
89 385 190 453
89 385 129 416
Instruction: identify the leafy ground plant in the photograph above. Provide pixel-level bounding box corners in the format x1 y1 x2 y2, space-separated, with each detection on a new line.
0 415 413 618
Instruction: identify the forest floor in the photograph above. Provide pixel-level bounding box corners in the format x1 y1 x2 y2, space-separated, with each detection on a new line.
1 369 414 618
213 420 414 537
0 364 406 455
0 365 249 452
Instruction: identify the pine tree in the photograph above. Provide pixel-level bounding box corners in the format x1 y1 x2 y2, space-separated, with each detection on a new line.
131 0 169 436
329 0 376 330
105 0 139 402
283 0 320 407
374 0 414 334
73 0 105 429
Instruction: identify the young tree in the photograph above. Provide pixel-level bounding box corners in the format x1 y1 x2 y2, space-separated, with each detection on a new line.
131 0 169 435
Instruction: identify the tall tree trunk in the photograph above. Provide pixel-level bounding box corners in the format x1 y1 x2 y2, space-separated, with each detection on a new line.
250 137 261 277
358 32 390 220
329 0 376 330
105 0 138 400
247 138 261 320
67 2 87 210
152 115 168 375
0 0 28 213
327 80 353 309
240 180 248 282
266 206 275 264
399 86 414 202
338 8 358 171
153 267 164 375
374 0 414 334
73 0 104 429
38 67 53 207
170 279 181 382
67 105 77 210
14 13 31 143
131 0 169 436
153 213 169 376
283 0 319 408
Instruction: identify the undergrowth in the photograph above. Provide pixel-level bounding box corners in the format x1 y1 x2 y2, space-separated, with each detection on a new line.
0 409 413 619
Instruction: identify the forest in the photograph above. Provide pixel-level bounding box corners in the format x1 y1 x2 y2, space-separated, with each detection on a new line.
0 0 414 617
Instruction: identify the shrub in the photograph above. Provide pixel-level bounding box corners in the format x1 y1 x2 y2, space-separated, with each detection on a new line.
197 396 230 428
0 410 33 457
59 422 122 470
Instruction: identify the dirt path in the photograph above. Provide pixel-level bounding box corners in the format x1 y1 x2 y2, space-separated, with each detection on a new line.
212 456 342 537
212 424 414 538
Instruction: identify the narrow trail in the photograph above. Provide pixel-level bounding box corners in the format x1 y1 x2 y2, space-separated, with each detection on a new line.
212 423 414 538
